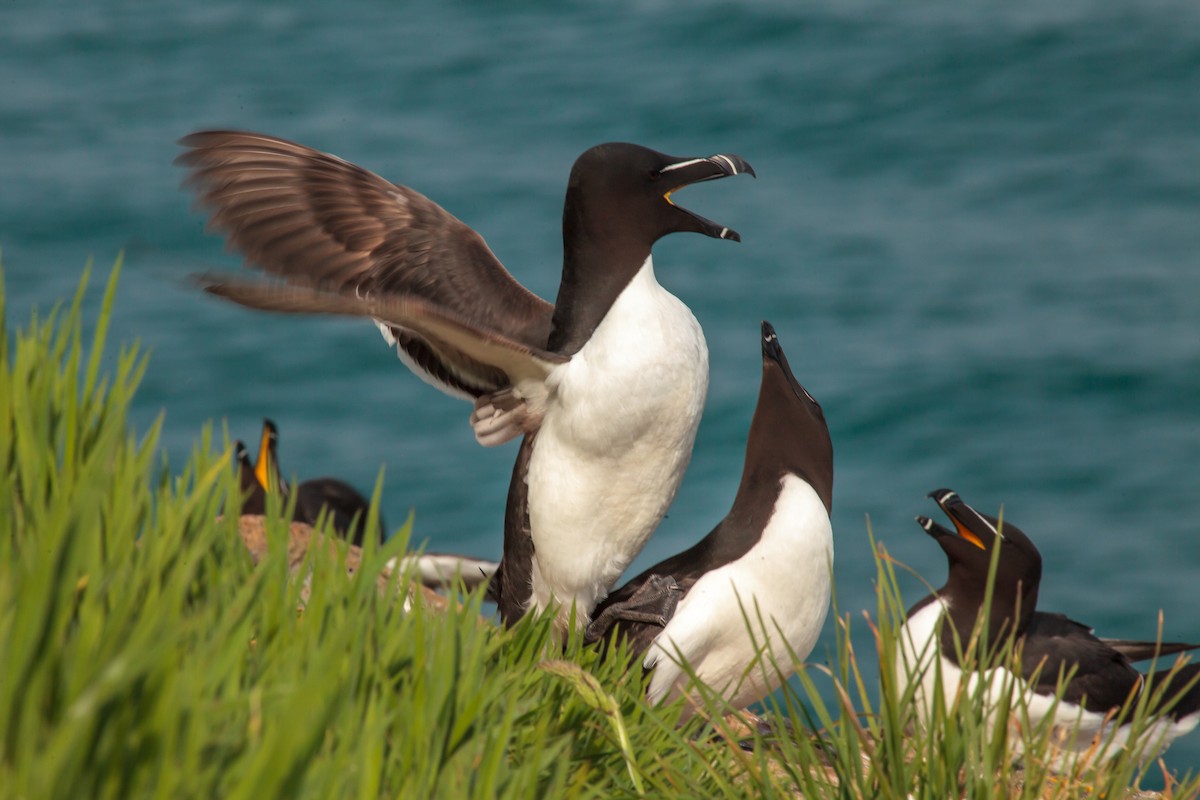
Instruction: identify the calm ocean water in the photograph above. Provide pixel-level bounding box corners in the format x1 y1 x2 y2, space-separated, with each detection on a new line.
4 0 1199 776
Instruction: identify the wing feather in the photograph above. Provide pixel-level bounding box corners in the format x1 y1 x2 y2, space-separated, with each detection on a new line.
199 276 565 438
178 130 556 400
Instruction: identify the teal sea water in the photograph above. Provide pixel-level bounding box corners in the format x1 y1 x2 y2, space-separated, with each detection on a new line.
4 0 1200 777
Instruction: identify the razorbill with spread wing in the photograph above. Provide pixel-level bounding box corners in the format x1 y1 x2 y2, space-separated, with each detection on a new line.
180 132 754 631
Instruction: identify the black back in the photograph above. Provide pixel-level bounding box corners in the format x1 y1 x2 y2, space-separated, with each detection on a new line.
1019 612 1145 710
296 477 382 548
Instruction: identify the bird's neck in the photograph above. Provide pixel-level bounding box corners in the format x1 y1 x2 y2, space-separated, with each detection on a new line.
548 235 653 356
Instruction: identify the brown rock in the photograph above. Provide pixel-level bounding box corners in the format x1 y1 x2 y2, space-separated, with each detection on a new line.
235 514 446 609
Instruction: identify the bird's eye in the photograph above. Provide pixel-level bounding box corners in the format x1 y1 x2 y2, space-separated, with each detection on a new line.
648 170 661 180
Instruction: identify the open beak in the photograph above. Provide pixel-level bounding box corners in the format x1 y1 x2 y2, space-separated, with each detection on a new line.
254 419 278 491
916 514 958 542
658 153 755 241
927 488 992 551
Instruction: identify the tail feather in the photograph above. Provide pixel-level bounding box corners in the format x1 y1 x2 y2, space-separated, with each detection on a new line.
1103 638 1200 663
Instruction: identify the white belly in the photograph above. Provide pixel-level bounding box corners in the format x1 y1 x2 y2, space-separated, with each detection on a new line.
644 475 834 711
897 599 1034 729
895 602 1196 770
526 257 708 627
896 599 955 719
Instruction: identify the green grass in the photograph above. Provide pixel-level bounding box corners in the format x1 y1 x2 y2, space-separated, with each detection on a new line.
2 259 1197 798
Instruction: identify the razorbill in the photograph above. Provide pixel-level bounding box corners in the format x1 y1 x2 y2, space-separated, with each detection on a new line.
234 423 499 593
234 439 265 513
587 321 833 714
235 418 384 545
180 132 754 631
899 488 1200 769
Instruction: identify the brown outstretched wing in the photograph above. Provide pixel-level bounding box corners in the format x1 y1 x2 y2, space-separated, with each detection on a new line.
200 276 565 401
178 130 556 399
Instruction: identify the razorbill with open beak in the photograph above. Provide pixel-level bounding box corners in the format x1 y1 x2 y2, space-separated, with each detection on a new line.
586 321 833 714
180 132 753 632
900 488 1200 769
234 422 500 592
235 418 384 545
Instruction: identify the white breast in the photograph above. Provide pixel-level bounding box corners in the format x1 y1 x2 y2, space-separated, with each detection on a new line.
895 601 1198 770
526 256 708 628
643 474 834 712
898 599 1042 731
896 598 957 720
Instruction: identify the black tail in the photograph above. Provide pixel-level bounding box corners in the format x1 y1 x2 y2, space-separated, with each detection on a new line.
1105 638 1200 663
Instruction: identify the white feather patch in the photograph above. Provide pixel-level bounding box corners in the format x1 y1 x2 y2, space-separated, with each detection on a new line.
644 475 834 713
525 256 709 628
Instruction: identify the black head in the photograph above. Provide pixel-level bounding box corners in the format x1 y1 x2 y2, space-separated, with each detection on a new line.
916 489 1042 640
564 142 754 246
234 439 257 489
731 321 833 516
551 143 754 355
234 439 252 469
234 439 268 515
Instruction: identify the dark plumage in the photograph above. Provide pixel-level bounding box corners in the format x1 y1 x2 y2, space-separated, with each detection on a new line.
234 419 383 547
179 131 556 399
901 489 1200 767
584 322 834 712
589 321 833 654
182 131 756 631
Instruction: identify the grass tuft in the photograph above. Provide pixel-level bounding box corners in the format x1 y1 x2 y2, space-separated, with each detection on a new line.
2 259 1196 798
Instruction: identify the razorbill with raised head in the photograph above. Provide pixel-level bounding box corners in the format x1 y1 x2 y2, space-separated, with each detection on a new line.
899 488 1200 769
586 321 833 714
179 132 754 631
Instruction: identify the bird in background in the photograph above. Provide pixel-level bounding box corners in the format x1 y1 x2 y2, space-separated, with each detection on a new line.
180 131 754 633
234 421 497 592
899 488 1200 770
234 418 384 546
587 321 833 717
